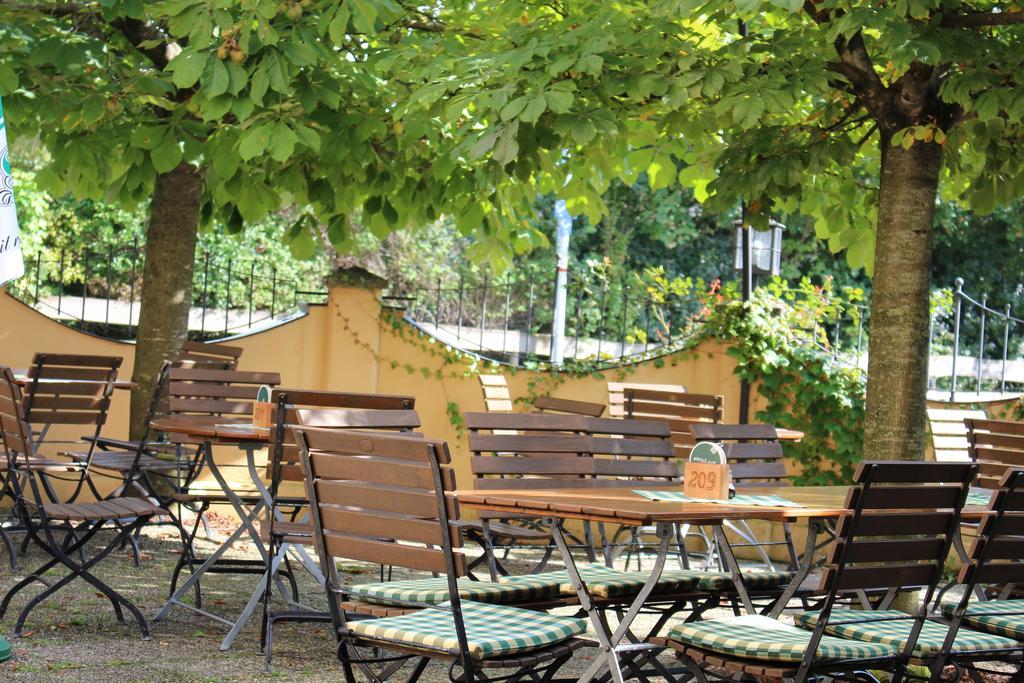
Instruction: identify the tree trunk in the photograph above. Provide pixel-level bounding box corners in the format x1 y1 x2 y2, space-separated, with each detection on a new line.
863 135 943 461
129 162 204 438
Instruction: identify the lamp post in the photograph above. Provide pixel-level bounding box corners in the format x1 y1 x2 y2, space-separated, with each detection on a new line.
733 218 785 422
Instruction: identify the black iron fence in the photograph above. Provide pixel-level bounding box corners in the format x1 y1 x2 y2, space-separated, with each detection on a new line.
5 240 328 340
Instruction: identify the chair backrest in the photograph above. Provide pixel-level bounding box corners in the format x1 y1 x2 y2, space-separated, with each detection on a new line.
299 427 464 587
608 381 686 416
691 422 787 487
803 461 977 671
479 374 513 413
269 389 419 486
0 366 34 463
22 353 121 428
966 419 1024 489
957 467 1024 592
466 412 675 512
928 407 986 462
617 387 722 458
533 395 605 417
175 340 243 370
166 367 281 418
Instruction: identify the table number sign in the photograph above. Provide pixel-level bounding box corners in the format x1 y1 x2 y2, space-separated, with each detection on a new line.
252 385 273 428
684 442 731 500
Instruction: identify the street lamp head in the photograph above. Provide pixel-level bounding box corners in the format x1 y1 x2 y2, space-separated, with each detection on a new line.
734 218 785 277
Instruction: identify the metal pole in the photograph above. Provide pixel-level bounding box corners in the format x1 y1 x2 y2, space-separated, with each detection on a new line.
525 275 535 358
128 238 138 330
479 274 488 352
950 277 964 401
269 267 277 318
200 252 210 335
619 287 629 361
248 261 256 328
225 258 232 335
33 252 41 305
105 245 113 326
57 248 65 317
81 251 88 323
502 275 511 355
596 281 608 360
1001 304 1011 394
574 274 585 361
739 221 752 423
456 272 465 343
435 277 442 331
977 294 987 394
550 199 573 366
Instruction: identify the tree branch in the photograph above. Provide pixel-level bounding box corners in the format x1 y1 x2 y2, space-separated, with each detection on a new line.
940 10 1024 27
0 1 86 16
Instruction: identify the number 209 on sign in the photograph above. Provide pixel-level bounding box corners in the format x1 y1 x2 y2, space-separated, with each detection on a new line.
683 462 730 500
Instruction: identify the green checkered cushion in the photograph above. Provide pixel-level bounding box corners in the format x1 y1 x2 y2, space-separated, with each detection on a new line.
669 614 899 663
940 600 1024 640
796 609 1018 656
499 563 699 598
345 599 588 660
348 577 558 606
665 569 794 592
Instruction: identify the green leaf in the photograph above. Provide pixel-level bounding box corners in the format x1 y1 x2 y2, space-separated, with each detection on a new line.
545 89 574 113
250 67 269 103
519 95 547 123
131 125 166 150
0 63 18 94
500 96 530 122
350 0 378 34
170 50 205 89
492 125 519 164
286 219 318 259
469 129 499 160
151 134 183 173
207 59 230 99
269 122 298 162
239 123 272 161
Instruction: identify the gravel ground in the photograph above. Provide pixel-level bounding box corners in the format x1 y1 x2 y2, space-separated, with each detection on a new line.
0 521 698 682
0 520 997 682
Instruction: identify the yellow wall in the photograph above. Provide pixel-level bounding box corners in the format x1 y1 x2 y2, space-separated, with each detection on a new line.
0 284 751 501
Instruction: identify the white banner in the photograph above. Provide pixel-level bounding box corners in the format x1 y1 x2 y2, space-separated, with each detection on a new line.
0 95 24 288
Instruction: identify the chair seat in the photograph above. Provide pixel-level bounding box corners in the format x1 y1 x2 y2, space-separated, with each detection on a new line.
796 609 1019 656
42 497 166 521
348 577 560 607
670 569 795 592
258 520 314 545
0 456 77 472
456 519 551 541
939 600 1024 641
498 563 699 598
63 451 183 472
345 599 587 661
669 614 899 663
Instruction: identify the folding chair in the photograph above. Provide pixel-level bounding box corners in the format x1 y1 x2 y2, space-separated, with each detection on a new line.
691 422 799 572
928 406 985 462
465 411 678 578
20 352 122 503
162 367 282 598
0 366 165 639
930 467 1024 681
298 427 592 682
612 387 723 569
259 389 420 665
660 461 981 683
534 395 606 417
176 340 243 369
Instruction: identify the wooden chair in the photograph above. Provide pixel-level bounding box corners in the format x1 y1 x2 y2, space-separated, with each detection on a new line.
691 422 798 572
932 468 1024 681
608 381 686 419
176 340 243 369
162 367 281 598
298 427 591 682
966 418 1024 489
661 461 980 683
260 389 419 665
479 374 514 413
616 387 722 459
0 366 165 639
465 411 676 578
21 353 122 502
533 395 606 417
928 406 986 462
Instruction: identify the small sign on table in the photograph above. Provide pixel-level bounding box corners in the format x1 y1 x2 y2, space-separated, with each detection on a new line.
683 442 731 500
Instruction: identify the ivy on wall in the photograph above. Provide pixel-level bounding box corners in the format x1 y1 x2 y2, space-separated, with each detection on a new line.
341 279 867 483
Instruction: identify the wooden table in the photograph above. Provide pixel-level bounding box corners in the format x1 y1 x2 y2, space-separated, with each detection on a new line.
457 485 990 683
150 415 321 651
